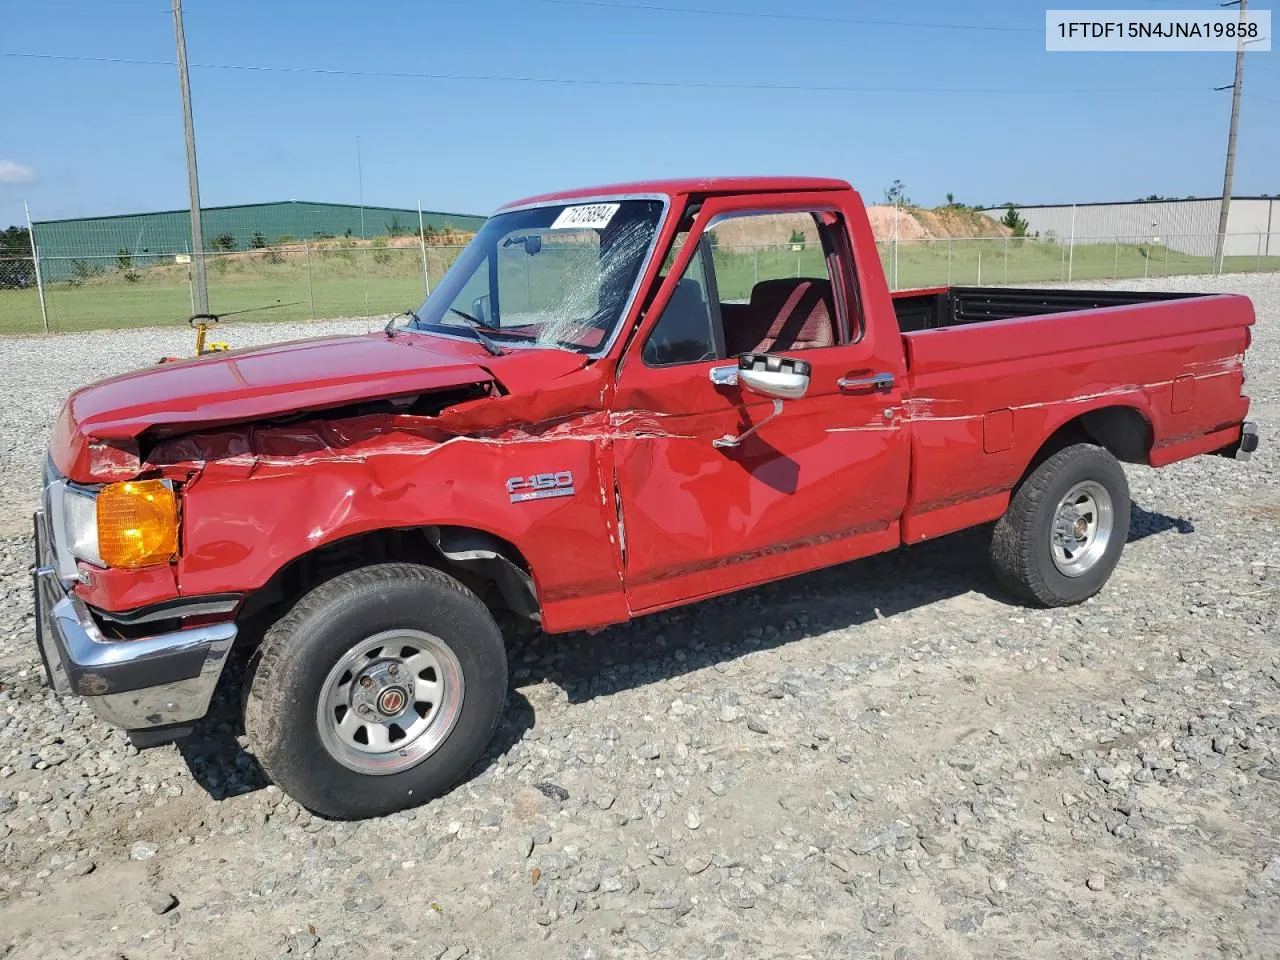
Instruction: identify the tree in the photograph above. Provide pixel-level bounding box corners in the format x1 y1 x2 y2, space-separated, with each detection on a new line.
0 226 35 288
210 233 237 252
250 230 268 249
788 228 806 249
883 180 908 206
116 248 140 282
945 192 956 207
385 215 408 238
0 225 30 256
70 258 95 285
999 204 1028 237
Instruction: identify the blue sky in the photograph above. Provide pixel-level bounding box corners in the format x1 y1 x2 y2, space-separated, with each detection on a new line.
1 0 1276 227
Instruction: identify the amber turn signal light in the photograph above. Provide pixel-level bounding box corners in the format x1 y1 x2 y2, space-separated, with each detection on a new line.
96 480 178 568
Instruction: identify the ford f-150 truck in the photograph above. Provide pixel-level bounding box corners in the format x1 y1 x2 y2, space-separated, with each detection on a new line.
32 177 1259 818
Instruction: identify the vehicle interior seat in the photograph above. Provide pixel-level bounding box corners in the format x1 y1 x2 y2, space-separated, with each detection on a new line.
725 278 837 355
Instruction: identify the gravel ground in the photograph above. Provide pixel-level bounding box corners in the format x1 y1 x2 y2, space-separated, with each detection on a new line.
1 275 1278 959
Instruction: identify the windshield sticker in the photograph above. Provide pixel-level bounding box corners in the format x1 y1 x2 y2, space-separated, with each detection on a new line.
550 203 620 231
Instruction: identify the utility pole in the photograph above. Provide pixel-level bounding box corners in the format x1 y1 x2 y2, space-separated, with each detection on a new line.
24 201 48 334
1213 0 1247 274
357 135 368 308
172 0 208 314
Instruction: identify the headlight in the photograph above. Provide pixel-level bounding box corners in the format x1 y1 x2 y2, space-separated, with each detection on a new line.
61 480 178 569
61 486 102 566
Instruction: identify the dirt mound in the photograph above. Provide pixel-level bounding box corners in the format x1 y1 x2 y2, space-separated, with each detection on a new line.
868 205 1009 241
866 206 930 242
917 207 1011 239
704 207 1008 246
707 212 818 250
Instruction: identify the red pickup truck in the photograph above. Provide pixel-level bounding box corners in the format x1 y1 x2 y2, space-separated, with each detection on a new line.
33 177 1258 818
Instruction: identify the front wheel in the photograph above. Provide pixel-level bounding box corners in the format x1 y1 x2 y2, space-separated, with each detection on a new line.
243 563 508 819
989 443 1131 607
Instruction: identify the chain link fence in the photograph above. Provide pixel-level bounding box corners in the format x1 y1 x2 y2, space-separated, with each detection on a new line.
873 232 1280 290
3 231 1279 336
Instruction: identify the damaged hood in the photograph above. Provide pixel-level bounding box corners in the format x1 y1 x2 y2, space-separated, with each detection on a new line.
51 331 589 481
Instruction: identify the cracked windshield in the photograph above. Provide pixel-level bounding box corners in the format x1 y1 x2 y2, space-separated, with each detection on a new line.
406 199 664 352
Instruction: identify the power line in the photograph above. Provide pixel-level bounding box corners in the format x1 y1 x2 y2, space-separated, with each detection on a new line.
0 1 167 9
537 0 1040 33
0 51 1210 96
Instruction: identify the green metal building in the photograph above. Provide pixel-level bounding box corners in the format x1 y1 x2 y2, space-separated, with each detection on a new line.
32 200 486 280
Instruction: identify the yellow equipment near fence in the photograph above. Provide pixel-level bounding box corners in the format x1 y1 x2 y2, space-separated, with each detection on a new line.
158 300 304 363
190 314 231 355
158 313 230 364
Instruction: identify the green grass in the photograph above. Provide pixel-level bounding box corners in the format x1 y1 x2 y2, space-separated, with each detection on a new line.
0 245 463 336
878 239 1280 288
2 240 1277 336
709 240 1279 300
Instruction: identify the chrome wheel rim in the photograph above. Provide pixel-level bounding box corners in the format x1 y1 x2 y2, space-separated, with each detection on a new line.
316 629 464 775
1050 480 1114 577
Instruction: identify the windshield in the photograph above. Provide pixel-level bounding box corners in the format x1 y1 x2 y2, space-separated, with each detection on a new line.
404 199 665 353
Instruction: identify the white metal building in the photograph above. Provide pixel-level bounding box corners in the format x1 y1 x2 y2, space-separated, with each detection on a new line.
980 196 1279 258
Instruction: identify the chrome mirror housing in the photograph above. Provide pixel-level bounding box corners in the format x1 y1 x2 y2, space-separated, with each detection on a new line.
737 353 811 400
713 353 812 449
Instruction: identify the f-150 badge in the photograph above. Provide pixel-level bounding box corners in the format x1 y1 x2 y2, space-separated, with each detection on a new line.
507 471 575 503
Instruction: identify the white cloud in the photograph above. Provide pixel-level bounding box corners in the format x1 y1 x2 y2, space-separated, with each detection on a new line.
0 161 36 184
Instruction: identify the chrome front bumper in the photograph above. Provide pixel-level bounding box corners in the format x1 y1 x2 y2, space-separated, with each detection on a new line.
32 507 237 733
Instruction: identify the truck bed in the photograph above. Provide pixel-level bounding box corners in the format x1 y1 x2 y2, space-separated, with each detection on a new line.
892 285 1201 332
894 289 1254 546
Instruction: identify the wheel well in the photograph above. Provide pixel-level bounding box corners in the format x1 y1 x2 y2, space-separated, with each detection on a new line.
235 525 538 646
1019 405 1152 485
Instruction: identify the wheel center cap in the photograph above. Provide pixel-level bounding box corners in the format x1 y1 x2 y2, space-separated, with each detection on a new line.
376 687 407 716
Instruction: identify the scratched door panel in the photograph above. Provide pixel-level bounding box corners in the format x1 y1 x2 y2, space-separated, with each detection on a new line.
614 347 909 613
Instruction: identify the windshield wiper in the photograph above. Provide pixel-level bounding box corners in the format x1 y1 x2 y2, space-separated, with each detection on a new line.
384 308 421 338
448 307 507 356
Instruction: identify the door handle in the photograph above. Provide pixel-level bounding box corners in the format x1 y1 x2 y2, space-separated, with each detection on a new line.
837 372 895 392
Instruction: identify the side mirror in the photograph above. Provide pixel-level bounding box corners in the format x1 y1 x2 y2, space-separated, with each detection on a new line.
472 294 491 325
713 353 811 449
737 353 811 400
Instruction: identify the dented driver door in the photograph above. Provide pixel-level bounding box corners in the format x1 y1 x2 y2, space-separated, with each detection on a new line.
610 191 911 616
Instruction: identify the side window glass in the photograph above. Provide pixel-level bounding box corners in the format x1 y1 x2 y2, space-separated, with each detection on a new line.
705 212 846 355
643 245 717 366
657 232 688 278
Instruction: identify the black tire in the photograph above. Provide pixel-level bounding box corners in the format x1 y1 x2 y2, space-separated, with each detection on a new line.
243 563 507 819
989 443 1130 607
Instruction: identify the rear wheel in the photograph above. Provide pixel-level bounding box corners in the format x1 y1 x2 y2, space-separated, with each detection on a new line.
243 563 508 819
989 443 1131 607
